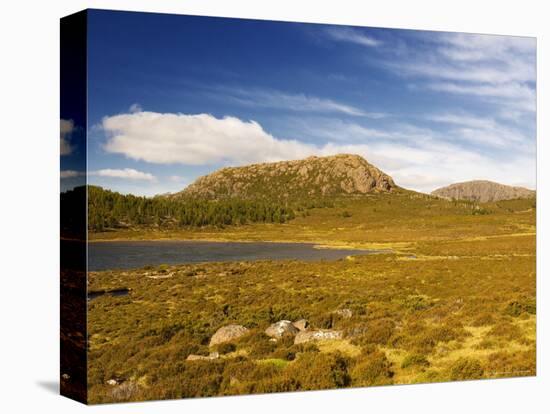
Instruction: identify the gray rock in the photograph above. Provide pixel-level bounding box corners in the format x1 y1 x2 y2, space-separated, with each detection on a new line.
209 324 249 346
265 320 299 338
294 329 343 344
186 352 220 361
293 319 309 331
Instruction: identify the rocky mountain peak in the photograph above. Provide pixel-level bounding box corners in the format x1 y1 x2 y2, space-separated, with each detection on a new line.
173 154 397 200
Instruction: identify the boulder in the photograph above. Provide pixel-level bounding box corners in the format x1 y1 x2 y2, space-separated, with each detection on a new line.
209 324 249 346
294 329 343 345
293 319 309 331
265 320 299 338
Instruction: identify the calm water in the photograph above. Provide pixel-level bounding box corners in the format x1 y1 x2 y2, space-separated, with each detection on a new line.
88 240 382 271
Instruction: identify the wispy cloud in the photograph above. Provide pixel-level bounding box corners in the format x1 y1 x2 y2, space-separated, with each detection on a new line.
210 87 386 118
386 32 536 116
427 82 535 113
169 175 185 182
92 168 156 181
60 168 156 182
426 112 532 149
60 119 74 156
129 103 143 113
438 33 535 65
324 27 381 47
60 170 83 179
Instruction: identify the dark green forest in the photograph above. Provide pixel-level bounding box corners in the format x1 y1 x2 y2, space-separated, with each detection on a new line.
85 186 298 232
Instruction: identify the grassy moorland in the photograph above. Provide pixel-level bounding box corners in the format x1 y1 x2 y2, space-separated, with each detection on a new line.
87 192 536 403
90 192 535 244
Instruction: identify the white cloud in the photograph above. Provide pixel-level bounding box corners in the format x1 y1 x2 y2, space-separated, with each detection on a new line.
60 170 84 179
92 168 156 181
169 175 187 183
102 111 318 165
60 119 74 156
325 27 381 47
100 111 535 193
61 168 156 182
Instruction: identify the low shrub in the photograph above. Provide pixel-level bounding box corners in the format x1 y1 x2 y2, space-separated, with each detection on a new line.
351 319 395 346
472 313 496 327
270 349 296 361
504 299 536 317
401 354 430 369
293 342 320 353
483 350 536 378
488 322 523 342
351 350 394 386
253 376 300 394
285 352 351 390
403 295 434 312
407 334 437 354
216 342 236 355
429 324 466 343
310 312 334 329
449 358 484 380
249 340 277 358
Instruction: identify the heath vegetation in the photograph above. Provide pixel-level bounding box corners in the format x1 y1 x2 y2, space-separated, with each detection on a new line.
85 155 536 403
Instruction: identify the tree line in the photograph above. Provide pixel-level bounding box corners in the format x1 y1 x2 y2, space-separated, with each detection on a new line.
86 186 296 232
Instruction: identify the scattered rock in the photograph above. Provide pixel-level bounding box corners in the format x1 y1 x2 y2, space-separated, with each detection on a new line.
265 320 299 338
334 308 353 318
294 329 343 344
186 352 220 361
146 272 174 279
210 324 249 346
293 319 309 331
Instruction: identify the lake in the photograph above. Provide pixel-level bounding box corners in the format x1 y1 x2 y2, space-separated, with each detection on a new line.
88 240 384 271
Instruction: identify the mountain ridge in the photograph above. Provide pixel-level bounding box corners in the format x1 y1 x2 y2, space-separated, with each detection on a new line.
171 154 398 200
431 180 535 202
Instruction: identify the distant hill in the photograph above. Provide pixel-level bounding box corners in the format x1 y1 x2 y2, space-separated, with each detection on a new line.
172 154 397 200
431 180 535 202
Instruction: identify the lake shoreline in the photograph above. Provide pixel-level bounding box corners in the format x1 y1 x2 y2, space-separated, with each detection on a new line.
88 233 406 252
87 240 389 271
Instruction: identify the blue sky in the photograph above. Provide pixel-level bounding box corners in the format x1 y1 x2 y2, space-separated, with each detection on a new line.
60 9 536 195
